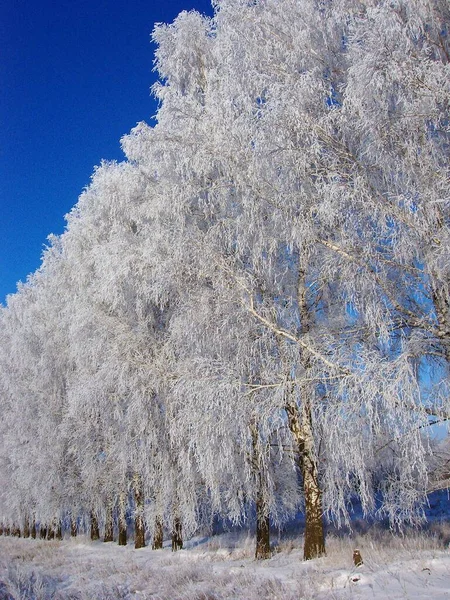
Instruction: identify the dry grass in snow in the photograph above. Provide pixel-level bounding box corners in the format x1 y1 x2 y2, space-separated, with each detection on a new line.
1 527 450 599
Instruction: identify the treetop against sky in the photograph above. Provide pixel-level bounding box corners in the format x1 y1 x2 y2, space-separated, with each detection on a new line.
1 0 213 305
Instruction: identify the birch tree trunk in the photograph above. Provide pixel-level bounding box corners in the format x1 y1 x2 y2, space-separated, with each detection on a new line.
118 492 127 546
152 516 164 549
56 521 63 540
134 475 146 549
70 518 77 537
90 512 100 541
118 520 127 546
104 503 114 542
286 399 325 560
22 517 30 538
251 422 271 559
171 517 183 551
12 525 21 537
255 484 270 559
283 261 326 560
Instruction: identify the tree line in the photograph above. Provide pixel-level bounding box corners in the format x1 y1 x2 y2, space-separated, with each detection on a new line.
0 0 449 560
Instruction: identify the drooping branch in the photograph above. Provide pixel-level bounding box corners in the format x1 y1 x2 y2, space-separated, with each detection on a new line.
247 296 350 375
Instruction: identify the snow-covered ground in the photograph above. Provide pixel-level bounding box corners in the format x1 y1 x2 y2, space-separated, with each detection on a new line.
1 527 450 599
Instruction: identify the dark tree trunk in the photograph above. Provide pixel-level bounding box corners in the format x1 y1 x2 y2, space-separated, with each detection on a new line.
134 518 145 548
134 477 146 549
56 521 63 540
171 517 183 551
90 512 100 541
255 489 271 559
71 518 77 537
118 521 127 546
47 526 55 540
31 520 36 539
23 518 30 538
39 526 48 540
104 505 114 542
152 517 164 550
12 525 21 537
251 422 271 560
118 492 127 546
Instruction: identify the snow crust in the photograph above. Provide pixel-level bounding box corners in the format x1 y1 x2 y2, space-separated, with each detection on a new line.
1 530 450 599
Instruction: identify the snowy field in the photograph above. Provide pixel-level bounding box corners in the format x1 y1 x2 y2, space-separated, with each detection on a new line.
1 527 450 600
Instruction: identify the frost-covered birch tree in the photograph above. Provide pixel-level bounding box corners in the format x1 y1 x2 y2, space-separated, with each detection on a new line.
0 245 75 537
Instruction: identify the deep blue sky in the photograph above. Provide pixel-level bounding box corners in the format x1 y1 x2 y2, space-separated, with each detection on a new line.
0 0 213 305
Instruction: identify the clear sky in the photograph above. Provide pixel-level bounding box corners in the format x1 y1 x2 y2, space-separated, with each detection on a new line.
0 0 214 305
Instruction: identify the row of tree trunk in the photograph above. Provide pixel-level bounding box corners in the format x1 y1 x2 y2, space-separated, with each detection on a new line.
0 481 178 550
0 489 323 561
2 403 325 563
0 513 177 550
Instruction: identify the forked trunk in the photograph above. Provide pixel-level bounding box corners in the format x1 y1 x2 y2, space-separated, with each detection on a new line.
90 512 100 541
40 526 48 540
171 517 183 551
152 516 164 549
104 504 114 542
